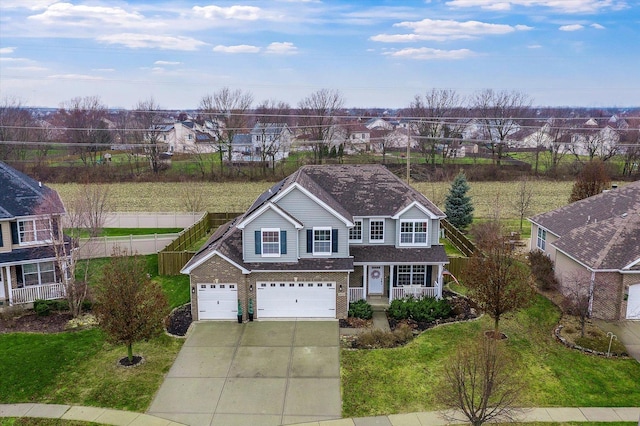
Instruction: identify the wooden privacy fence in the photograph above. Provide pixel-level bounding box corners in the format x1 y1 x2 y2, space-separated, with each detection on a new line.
158 212 242 275
444 256 469 283
441 219 476 257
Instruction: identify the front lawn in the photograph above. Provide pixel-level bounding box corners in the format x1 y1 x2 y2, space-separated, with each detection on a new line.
341 295 640 417
0 330 182 412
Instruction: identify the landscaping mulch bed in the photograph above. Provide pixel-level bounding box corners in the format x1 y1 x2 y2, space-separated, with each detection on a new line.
0 311 73 334
339 317 373 329
165 304 192 337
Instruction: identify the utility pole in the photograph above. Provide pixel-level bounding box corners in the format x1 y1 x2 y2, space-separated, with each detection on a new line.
406 125 410 184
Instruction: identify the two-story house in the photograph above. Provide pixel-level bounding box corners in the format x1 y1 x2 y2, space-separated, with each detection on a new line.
181 164 448 321
0 162 69 307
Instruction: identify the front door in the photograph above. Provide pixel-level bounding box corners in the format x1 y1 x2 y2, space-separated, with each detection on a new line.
368 266 383 295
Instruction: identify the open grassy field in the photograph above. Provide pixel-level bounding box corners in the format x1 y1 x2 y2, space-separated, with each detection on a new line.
51 179 574 220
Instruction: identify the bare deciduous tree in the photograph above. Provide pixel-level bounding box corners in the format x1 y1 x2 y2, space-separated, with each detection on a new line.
472 89 532 165
620 118 640 177
438 337 525 426
407 89 465 165
94 248 169 364
297 89 345 164
464 221 535 333
254 99 291 174
568 159 611 203
561 271 593 338
132 98 168 174
510 177 533 232
199 87 254 173
57 96 111 166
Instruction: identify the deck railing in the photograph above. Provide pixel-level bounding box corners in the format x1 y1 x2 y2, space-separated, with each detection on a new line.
391 285 437 302
348 287 365 303
11 283 65 305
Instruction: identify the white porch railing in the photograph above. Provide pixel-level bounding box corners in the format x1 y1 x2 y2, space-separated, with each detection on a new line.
11 283 66 305
391 285 437 301
348 287 365 303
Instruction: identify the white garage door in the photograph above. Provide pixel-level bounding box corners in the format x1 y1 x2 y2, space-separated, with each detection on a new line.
197 283 238 320
257 281 336 318
627 284 640 320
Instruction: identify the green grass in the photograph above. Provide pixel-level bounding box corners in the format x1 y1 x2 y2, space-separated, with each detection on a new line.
69 228 183 238
341 295 640 417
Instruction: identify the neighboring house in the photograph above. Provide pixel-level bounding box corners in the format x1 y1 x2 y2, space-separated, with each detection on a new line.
0 162 69 307
154 120 219 154
231 123 293 163
529 181 640 320
181 164 448 321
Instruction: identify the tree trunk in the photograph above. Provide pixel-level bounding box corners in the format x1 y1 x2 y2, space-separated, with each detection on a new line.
127 343 134 362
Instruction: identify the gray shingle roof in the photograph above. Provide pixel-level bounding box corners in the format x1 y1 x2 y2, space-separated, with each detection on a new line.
530 180 640 270
0 162 65 219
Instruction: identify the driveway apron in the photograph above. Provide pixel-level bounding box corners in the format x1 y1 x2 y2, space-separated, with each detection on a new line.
148 320 341 426
595 320 640 362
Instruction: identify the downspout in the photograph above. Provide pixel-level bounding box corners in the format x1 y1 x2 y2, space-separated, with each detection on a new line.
588 270 596 316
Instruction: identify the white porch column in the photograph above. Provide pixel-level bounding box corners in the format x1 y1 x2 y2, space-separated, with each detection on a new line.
389 265 395 302
5 265 13 306
437 264 444 299
363 264 368 299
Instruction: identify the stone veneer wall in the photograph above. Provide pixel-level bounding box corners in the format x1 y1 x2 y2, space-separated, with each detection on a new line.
189 255 349 320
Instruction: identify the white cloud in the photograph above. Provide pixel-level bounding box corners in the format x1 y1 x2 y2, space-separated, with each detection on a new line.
385 47 476 60
92 68 115 72
591 23 605 29
265 42 298 55
213 44 261 53
445 0 628 14
559 24 584 31
0 47 16 54
154 61 181 66
47 74 104 81
192 5 263 20
27 3 157 29
97 34 207 51
372 19 531 43
527 44 543 48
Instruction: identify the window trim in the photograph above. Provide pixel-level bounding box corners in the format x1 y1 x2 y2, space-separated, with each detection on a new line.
18 261 56 287
396 265 431 287
399 219 429 246
369 219 385 244
17 217 52 246
537 228 546 251
313 226 332 255
349 219 363 243
261 228 281 257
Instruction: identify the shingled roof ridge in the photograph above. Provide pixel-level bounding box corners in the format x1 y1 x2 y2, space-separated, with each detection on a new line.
0 161 48 196
591 214 631 269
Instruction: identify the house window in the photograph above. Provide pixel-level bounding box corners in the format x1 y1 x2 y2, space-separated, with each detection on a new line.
537 228 546 250
349 220 362 242
369 220 385 243
262 228 280 257
18 218 51 245
399 220 428 245
17 261 56 287
313 227 332 255
396 265 430 286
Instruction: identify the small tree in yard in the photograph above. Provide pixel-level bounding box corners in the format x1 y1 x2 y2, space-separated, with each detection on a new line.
437 337 525 426
511 177 533 233
94 249 169 365
463 221 535 335
561 271 593 338
445 171 474 231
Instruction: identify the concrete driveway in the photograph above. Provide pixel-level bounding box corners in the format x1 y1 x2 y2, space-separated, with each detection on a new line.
148 321 341 426
595 320 640 362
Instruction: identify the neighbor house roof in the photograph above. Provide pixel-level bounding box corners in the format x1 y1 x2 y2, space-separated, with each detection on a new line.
529 180 640 271
0 162 65 220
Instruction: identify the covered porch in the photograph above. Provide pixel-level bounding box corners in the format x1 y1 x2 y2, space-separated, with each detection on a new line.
348 263 445 305
1 262 66 307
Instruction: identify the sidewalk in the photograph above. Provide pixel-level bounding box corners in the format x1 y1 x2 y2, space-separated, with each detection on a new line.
1 404 638 426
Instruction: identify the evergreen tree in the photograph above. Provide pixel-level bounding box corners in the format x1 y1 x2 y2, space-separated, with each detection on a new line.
445 171 474 230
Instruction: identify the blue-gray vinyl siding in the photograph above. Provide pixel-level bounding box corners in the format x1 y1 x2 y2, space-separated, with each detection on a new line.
276 188 349 258
361 217 395 245
243 208 299 263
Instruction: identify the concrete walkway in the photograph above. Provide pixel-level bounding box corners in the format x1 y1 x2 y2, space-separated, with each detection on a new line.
1 404 638 425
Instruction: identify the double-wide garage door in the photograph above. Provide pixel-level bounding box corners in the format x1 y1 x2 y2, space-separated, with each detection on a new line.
257 281 336 318
197 283 238 320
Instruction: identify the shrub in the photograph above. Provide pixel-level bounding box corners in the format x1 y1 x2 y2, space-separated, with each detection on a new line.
353 324 414 349
34 299 69 316
388 296 452 322
528 250 558 291
348 299 373 320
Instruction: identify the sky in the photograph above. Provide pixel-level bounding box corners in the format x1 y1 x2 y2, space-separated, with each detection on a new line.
1 0 638 110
